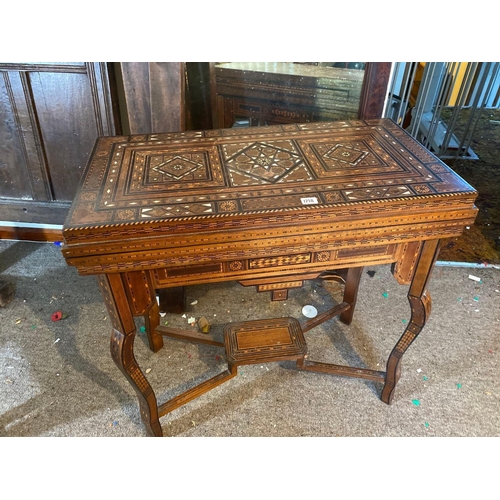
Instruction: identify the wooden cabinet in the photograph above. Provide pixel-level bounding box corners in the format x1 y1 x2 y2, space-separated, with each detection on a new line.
0 62 118 228
213 62 391 128
214 62 365 127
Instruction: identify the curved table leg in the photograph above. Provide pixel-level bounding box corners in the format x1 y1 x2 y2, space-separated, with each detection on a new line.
98 274 163 436
381 239 441 404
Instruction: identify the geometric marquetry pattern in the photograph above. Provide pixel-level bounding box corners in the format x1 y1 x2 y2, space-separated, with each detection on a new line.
228 261 244 271
65 119 477 227
396 323 421 353
257 281 304 291
128 362 152 393
344 185 412 200
324 143 368 164
141 203 216 218
223 317 307 366
249 253 311 269
222 140 315 186
149 154 207 182
316 251 331 262
313 141 376 169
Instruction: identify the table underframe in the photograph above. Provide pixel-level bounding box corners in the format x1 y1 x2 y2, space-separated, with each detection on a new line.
97 238 441 437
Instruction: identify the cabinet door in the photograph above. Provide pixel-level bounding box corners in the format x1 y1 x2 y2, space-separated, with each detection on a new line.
0 62 118 226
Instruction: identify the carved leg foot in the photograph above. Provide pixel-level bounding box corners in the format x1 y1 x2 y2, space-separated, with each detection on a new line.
381 239 440 404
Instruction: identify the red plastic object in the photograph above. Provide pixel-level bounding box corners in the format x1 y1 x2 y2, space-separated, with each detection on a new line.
51 311 63 322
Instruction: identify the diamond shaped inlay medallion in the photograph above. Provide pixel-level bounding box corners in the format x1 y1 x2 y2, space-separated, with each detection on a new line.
324 144 367 166
151 155 203 180
223 141 314 186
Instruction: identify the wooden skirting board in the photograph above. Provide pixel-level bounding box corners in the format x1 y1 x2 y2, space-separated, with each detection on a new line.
0 226 63 242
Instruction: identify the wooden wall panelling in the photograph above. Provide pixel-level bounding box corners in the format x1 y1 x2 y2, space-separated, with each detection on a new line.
28 71 102 201
86 63 120 137
0 62 118 231
0 70 51 202
118 62 185 134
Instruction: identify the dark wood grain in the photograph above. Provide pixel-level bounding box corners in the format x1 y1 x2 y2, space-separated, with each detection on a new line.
185 62 215 130
29 71 100 201
358 62 392 120
0 72 36 199
0 225 62 242
2 71 52 202
119 62 185 134
0 62 117 227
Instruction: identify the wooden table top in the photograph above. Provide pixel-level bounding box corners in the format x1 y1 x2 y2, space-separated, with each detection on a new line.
62 119 477 273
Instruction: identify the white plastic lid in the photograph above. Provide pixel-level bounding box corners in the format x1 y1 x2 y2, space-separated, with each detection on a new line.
301 305 318 318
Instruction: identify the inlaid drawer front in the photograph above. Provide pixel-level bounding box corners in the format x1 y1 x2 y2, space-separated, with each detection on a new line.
153 264 223 285
257 281 303 291
152 245 397 287
336 244 396 260
226 260 245 272
308 245 397 264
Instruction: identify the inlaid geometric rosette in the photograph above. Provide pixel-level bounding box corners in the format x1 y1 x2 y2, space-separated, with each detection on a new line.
96 143 227 219
301 134 414 178
221 140 315 186
126 145 224 194
296 130 446 201
147 153 209 183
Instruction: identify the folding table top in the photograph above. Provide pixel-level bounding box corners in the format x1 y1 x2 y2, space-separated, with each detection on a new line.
63 118 477 241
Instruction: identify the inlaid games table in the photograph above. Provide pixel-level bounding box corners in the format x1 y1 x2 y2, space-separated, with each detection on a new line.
62 118 477 436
